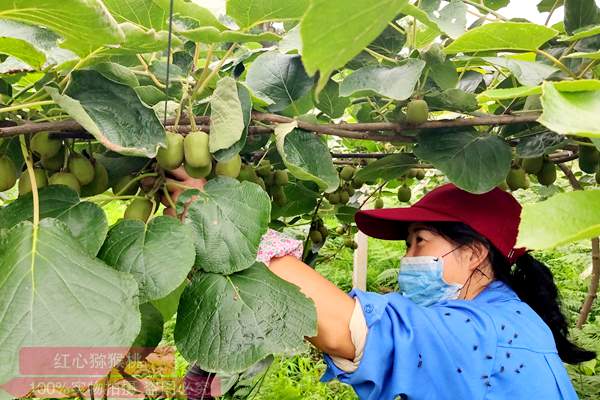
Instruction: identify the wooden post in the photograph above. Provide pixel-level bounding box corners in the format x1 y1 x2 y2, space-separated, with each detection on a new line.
353 230 368 290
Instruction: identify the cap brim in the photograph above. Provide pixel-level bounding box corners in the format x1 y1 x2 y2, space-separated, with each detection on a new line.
354 206 461 240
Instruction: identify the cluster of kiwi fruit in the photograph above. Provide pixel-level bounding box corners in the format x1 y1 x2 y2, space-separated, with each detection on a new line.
157 130 242 179
238 159 289 206
326 166 364 205
335 223 359 250
0 132 110 197
308 216 329 245
502 156 555 191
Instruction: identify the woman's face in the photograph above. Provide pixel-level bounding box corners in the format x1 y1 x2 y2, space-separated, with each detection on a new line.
405 222 471 286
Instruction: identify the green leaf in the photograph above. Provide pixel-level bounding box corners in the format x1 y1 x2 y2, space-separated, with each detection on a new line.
0 219 140 390
558 24 600 41
175 262 316 374
425 88 479 112
336 205 359 224
355 153 417 182
300 0 410 92
103 0 167 30
423 44 458 90
108 22 181 55
213 82 253 162
151 0 226 30
98 216 195 303
433 0 467 39
93 62 139 87
210 77 245 154
414 128 513 194
565 50 600 59
180 178 271 274
564 0 600 34
0 0 125 56
339 59 426 101
481 57 559 86
227 0 309 28
181 27 281 43
538 81 600 138
135 85 167 106
150 280 187 321
245 52 313 112
537 0 563 13
275 123 339 192
0 20 77 69
444 22 558 53
485 0 510 10
47 70 166 157
271 180 320 219
0 186 108 257
515 131 567 158
477 86 540 102
132 303 164 350
315 80 350 118
517 190 600 249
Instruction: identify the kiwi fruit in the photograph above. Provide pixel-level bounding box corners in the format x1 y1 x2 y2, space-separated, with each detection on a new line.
40 146 66 172
336 225 348 235
272 186 287 207
406 99 429 125
0 155 17 191
274 170 289 186
254 177 266 190
18 168 48 196
506 167 529 191
238 164 258 182
375 197 384 209
113 174 139 196
595 169 600 185
578 145 600 174
351 177 364 189
184 161 212 179
215 154 242 178
124 198 154 223
49 172 81 194
256 160 272 177
309 230 323 243
328 192 340 204
536 160 557 186
397 185 411 202
340 166 356 181
30 132 62 159
415 169 425 180
521 156 544 175
339 190 350 203
157 132 185 170
263 171 275 186
183 131 211 168
68 153 95 185
80 161 109 197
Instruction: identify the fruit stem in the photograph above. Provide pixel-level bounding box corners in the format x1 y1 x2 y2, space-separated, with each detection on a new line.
19 135 39 227
162 186 177 211
302 196 324 262
87 195 147 202
359 180 388 210
0 100 54 113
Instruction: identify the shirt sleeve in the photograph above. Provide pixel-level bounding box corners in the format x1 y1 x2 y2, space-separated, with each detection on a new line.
256 228 304 265
319 288 498 400
327 297 369 372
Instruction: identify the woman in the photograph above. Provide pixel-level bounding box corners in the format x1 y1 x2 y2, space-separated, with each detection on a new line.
165 170 594 399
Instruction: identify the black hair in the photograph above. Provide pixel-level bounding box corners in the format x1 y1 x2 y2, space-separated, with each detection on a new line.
419 221 596 365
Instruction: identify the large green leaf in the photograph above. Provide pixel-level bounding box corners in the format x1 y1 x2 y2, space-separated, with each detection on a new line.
515 131 567 158
432 0 467 39
179 178 271 274
339 59 426 101
517 190 600 249
0 0 125 55
132 303 164 351
354 153 417 182
175 262 317 374
0 186 107 257
227 0 309 28
481 57 558 86
275 123 339 193
0 219 140 391
271 180 320 219
564 0 600 34
150 280 187 321
315 79 350 119
181 27 281 44
538 0 563 13
425 88 479 112
538 81 600 138
47 70 166 157
245 51 313 112
559 24 600 41
213 82 253 162
98 217 195 303
210 77 245 154
478 79 600 102
565 50 600 60
103 0 167 30
108 22 180 55
444 22 558 53
300 0 410 92
0 20 77 70
151 0 226 30
414 128 513 194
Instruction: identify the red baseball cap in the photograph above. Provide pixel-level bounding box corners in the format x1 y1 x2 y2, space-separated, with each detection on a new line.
354 183 529 264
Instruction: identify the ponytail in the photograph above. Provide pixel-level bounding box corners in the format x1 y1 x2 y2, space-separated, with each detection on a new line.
420 221 596 365
504 253 596 364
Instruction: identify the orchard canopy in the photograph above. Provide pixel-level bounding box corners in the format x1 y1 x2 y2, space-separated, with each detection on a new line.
1 0 600 397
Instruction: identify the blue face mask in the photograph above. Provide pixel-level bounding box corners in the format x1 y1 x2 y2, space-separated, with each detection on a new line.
397 246 464 307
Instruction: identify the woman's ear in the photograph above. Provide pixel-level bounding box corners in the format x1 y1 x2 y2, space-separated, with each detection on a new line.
462 242 490 272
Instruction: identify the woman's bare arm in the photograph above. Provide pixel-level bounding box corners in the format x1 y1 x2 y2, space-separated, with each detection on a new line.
268 255 356 360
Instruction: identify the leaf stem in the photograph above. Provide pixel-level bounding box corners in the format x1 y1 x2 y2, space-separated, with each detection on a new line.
536 49 577 79
462 0 507 20
0 100 54 113
577 60 599 79
19 135 39 227
364 47 397 63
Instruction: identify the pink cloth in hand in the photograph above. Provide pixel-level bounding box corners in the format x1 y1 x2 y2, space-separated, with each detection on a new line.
256 228 304 265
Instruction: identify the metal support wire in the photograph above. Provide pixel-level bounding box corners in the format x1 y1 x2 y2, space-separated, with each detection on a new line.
163 0 175 126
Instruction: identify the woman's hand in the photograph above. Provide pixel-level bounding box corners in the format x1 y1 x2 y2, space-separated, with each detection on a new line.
159 166 207 218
